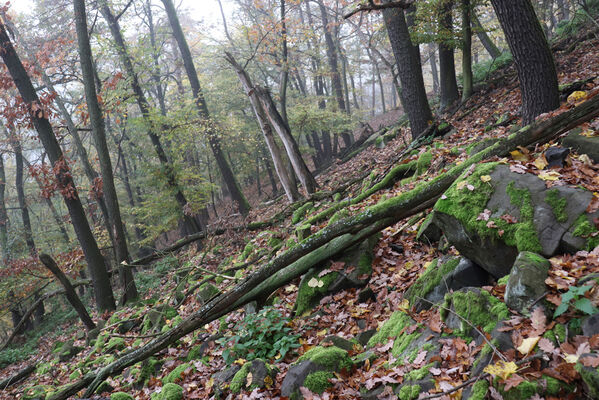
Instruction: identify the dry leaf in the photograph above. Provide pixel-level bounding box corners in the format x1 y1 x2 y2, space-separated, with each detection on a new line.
517 336 540 355
484 360 519 380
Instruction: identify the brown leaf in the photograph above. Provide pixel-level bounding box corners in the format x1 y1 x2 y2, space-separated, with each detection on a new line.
581 355 599 367
503 374 525 391
531 307 547 334
413 351 427 366
538 338 556 354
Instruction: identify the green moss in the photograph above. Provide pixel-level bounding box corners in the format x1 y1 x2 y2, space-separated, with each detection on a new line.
292 202 314 224
543 375 569 396
95 334 108 352
303 371 334 394
240 242 255 260
575 364 599 398
441 289 508 336
368 311 413 346
501 380 538 400
406 257 460 303
416 151 433 175
405 363 434 381
545 189 568 223
106 337 126 352
573 214 599 250
328 209 350 226
392 331 421 359
434 163 542 253
554 323 566 342
399 384 421 400
230 362 251 393
151 383 184 400
297 346 353 371
110 393 134 400
333 192 342 202
22 385 52 400
163 363 194 384
497 275 509 285
36 362 53 375
69 370 82 380
295 271 339 315
470 380 489 400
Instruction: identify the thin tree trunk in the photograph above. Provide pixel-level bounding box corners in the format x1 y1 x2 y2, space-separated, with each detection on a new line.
225 53 301 202
74 0 138 303
471 12 501 59
0 22 116 312
461 0 473 101
279 0 290 126
438 0 460 110
490 0 560 123
160 0 250 215
429 44 440 94
39 254 95 331
0 152 9 261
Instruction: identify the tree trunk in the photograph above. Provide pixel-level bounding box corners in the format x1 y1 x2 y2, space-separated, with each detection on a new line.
160 0 250 216
490 0 560 124
11 135 36 257
438 0 460 110
0 152 9 261
471 12 501 59
98 4 203 235
39 254 96 331
382 4 433 139
279 0 290 126
461 0 473 101
74 0 138 304
0 21 116 312
429 44 440 94
225 53 302 202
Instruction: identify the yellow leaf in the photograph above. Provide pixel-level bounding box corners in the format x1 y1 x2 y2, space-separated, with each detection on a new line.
264 375 274 388
480 175 492 183
533 156 548 170
484 360 519 380
308 277 324 288
567 90 587 104
517 336 540 355
456 181 467 190
234 359 246 365
564 353 579 364
285 284 298 293
246 372 253 387
317 329 328 336
580 128 597 138
398 298 410 312
206 378 214 389
580 154 593 166
538 170 561 181
510 150 529 162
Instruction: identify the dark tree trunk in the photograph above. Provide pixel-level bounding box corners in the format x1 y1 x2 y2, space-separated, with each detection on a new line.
438 0 460 110
0 153 9 261
429 44 440 94
12 137 36 257
472 12 501 59
382 4 433 139
0 22 116 312
74 0 138 304
461 0 473 100
39 254 96 331
490 0 560 124
99 4 203 235
160 0 250 215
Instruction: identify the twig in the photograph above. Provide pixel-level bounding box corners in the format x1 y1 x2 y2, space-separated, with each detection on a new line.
414 295 508 362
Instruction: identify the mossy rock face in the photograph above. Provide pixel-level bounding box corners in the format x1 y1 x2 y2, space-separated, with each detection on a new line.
441 287 509 338
197 283 221 305
562 131 599 164
110 392 134 400
294 235 378 315
416 213 442 243
229 359 277 394
433 163 598 278
504 252 550 314
163 363 195 384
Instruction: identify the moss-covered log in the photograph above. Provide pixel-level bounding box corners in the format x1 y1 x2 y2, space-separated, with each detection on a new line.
48 92 599 400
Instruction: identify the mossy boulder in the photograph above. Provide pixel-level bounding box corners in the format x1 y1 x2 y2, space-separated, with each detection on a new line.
229 359 277 394
197 283 221 305
150 383 183 400
504 252 550 314
416 213 442 243
163 363 195 384
562 131 599 164
110 393 134 400
281 346 353 399
295 235 378 315
433 163 599 278
292 202 314 225
22 385 52 400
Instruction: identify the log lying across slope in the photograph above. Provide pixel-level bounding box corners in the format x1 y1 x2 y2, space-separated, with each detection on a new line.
48 92 599 400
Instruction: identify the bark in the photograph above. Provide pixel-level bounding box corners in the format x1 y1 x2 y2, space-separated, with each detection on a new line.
438 0 460 110
0 152 9 260
279 0 290 126
472 12 501 59
0 364 36 389
98 3 203 235
0 22 116 312
11 134 36 256
39 254 96 331
145 0 168 116
160 0 251 216
74 0 138 303
224 52 301 202
490 0 560 124
382 4 433 138
429 44 440 94
461 0 473 101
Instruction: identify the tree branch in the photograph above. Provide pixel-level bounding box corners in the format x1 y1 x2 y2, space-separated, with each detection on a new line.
343 0 415 19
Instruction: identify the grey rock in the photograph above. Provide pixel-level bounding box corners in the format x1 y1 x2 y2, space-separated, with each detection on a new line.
357 287 376 303
197 283 221 305
562 132 599 163
355 329 377 346
416 213 442 243
323 336 357 352
505 252 550 314
583 313 599 337
281 360 326 398
544 146 570 167
213 365 241 385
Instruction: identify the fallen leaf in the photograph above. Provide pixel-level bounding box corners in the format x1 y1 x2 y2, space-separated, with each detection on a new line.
517 336 540 355
538 170 561 181
510 150 529 162
484 360 519 380
538 338 556 354
567 90 587 104
481 175 492 183
531 307 547 334
533 155 548 170
504 374 525 391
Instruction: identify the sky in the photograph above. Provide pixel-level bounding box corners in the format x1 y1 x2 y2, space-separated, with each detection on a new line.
10 0 234 30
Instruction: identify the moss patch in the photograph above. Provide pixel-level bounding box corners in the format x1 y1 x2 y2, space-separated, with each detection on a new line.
368 311 413 346
230 362 251 393
297 346 353 371
545 189 568 223
110 393 134 400
406 257 460 303
572 214 599 250
295 271 339 315
151 383 183 400
441 289 508 336
292 202 314 224
398 384 421 400
163 363 194 384
470 380 489 400
416 150 433 175
303 370 334 394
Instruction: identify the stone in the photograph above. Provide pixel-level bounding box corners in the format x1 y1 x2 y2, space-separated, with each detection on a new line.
230 359 277 393
582 313 599 337
357 287 376 303
118 319 140 334
197 283 220 305
504 252 550 314
323 336 357 352
433 163 599 278
58 340 83 362
544 146 570 167
562 132 599 163
280 360 326 398
416 213 442 243
355 329 377 346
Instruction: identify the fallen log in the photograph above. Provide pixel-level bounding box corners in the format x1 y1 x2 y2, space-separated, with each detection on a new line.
0 364 36 389
48 91 599 400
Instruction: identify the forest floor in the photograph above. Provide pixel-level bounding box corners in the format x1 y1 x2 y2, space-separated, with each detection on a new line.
2 22 599 400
